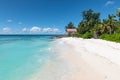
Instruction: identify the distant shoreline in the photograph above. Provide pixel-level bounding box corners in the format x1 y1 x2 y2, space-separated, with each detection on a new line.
0 34 64 36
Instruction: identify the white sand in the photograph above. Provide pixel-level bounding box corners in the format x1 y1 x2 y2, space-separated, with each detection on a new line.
30 37 120 80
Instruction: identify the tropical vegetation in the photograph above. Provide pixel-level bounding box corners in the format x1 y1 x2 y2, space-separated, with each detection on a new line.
65 8 120 42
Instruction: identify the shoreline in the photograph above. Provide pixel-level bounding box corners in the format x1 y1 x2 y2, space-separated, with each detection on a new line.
30 37 120 80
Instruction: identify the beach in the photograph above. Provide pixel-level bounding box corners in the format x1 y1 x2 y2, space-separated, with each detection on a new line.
31 37 120 80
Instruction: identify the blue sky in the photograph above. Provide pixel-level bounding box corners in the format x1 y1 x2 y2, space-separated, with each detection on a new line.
0 0 119 34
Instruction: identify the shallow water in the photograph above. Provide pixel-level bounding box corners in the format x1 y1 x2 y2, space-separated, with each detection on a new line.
0 35 55 80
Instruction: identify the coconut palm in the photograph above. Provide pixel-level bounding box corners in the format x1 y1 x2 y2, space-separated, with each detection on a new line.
117 8 120 21
77 21 86 34
107 14 116 34
100 19 110 34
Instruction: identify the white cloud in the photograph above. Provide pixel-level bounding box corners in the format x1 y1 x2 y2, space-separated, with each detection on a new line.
30 26 41 33
1 26 61 34
42 27 60 33
7 19 12 23
3 27 11 33
22 28 28 32
105 1 115 6
42 28 52 33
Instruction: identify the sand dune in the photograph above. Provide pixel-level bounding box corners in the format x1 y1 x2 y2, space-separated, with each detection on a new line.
31 38 120 80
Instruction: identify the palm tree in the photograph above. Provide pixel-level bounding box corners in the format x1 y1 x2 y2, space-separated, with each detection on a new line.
92 23 102 38
117 8 120 21
101 19 109 34
77 21 86 34
107 14 116 34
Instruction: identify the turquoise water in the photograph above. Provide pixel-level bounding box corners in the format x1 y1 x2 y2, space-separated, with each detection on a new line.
0 35 55 80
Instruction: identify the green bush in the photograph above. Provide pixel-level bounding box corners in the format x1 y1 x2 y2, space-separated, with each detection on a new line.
80 32 93 39
100 34 120 42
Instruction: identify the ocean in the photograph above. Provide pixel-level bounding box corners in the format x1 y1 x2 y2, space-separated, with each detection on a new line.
0 35 57 80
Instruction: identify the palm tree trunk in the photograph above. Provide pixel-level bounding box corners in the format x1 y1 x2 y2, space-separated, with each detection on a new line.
94 30 98 39
110 27 112 34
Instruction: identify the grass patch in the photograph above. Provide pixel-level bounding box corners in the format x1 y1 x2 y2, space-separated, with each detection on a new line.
100 34 120 43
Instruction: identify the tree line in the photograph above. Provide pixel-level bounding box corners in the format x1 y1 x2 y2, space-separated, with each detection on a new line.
65 8 120 42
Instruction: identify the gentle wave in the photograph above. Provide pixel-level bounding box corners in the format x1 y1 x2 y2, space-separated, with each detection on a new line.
0 35 54 80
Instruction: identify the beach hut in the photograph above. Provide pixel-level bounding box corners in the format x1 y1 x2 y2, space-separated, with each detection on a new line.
66 29 77 37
